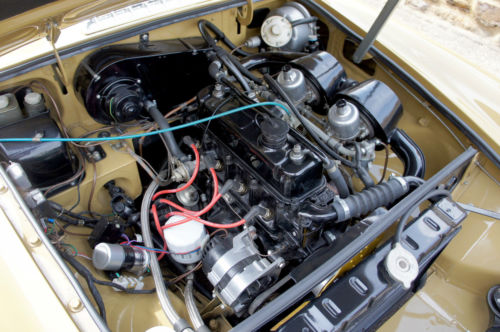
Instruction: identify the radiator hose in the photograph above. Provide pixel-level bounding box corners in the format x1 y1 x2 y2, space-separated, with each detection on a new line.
333 176 410 222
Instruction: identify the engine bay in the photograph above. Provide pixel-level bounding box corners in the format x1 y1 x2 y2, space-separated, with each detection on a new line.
0 1 478 331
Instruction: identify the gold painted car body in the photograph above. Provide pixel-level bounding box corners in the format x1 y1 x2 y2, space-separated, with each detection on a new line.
0 0 498 331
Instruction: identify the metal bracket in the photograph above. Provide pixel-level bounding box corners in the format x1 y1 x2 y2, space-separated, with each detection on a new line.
237 0 254 26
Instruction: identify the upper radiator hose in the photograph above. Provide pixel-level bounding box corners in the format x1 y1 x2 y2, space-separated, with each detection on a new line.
333 177 409 222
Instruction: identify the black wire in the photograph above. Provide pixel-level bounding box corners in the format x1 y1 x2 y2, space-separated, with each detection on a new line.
291 16 318 27
76 210 112 218
354 143 375 188
68 168 85 212
60 250 108 323
58 214 96 228
201 97 232 148
217 50 252 93
221 77 285 121
227 52 263 84
221 77 255 104
61 249 156 307
49 201 99 223
198 19 252 57
393 188 450 245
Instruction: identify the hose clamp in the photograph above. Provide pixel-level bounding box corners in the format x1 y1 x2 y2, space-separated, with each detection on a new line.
338 199 350 220
393 176 409 192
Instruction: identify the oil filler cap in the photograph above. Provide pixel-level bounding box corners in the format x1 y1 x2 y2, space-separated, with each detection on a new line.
261 117 289 149
385 242 419 289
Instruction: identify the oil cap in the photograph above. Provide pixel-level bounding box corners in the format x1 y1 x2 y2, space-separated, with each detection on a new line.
261 117 289 149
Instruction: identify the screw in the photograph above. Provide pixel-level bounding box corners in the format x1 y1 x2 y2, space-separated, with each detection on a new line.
28 236 42 248
68 298 83 313
0 184 8 194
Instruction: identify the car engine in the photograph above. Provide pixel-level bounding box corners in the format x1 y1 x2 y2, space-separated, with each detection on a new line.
0 2 473 331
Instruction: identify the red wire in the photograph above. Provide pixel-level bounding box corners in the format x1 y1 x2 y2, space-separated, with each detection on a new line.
151 167 219 260
152 143 200 200
151 204 168 261
158 168 221 217
159 168 244 229
164 211 246 229
162 193 221 221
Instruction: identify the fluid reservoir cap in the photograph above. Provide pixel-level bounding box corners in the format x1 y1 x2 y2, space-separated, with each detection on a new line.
261 117 289 149
164 215 208 264
384 242 419 289
24 92 42 105
0 95 9 109
261 16 293 48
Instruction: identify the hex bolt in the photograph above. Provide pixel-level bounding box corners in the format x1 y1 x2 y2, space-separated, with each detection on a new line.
263 208 273 220
214 160 224 171
237 182 247 194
